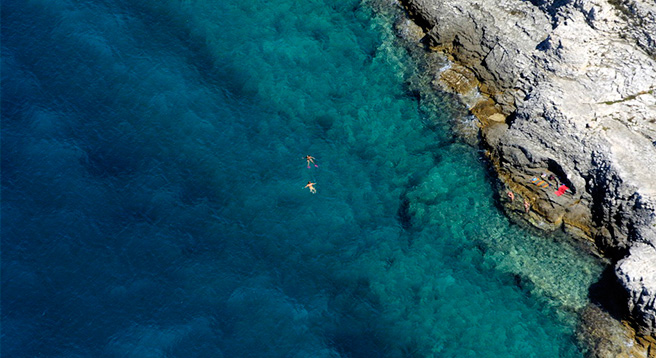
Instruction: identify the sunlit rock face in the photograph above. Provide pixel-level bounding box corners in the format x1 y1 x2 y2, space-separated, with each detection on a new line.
400 0 656 337
617 242 656 336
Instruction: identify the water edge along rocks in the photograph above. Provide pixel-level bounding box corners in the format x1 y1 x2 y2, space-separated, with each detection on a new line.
393 0 656 354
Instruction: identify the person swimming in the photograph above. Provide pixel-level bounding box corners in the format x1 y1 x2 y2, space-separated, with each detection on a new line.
304 155 318 168
304 181 317 194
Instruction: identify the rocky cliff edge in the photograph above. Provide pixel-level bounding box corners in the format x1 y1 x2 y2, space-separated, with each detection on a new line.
400 0 656 338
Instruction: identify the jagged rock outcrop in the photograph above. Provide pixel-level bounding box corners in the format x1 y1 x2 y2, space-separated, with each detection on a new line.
399 0 656 337
617 242 656 336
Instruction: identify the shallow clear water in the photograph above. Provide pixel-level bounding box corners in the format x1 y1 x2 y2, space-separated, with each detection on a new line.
2 0 603 357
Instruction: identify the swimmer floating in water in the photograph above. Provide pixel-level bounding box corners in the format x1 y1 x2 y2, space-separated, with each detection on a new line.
304 181 317 194
304 155 318 168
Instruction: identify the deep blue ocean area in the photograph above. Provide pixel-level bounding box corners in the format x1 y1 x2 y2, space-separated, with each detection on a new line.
2 0 604 357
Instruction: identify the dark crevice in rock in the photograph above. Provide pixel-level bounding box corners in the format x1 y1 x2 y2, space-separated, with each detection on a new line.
419 33 437 49
587 157 611 227
505 110 518 127
614 208 625 231
524 0 573 29
536 35 552 51
546 158 575 193
589 265 631 322
585 155 633 260
398 0 434 31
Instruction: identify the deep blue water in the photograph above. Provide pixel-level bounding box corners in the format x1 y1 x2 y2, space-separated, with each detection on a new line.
2 0 603 357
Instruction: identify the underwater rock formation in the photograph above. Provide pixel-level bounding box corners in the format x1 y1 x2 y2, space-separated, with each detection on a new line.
399 0 656 341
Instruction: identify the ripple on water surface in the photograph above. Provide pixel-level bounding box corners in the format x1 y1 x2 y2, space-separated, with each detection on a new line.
1 0 602 357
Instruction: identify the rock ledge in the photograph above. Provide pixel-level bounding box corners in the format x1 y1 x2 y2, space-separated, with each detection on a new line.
399 0 656 340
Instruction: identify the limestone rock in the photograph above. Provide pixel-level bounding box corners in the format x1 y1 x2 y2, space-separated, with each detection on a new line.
400 0 656 335
616 242 656 336
579 304 655 358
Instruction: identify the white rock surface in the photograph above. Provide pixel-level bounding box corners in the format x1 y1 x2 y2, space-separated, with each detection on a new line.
401 0 656 335
616 242 656 335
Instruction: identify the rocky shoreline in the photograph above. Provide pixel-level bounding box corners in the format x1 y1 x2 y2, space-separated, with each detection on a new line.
392 0 656 355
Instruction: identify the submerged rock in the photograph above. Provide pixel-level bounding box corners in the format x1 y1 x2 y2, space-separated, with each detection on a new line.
398 0 656 339
579 304 654 358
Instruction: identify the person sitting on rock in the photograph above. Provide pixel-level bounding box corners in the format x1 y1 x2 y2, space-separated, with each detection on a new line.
548 174 558 184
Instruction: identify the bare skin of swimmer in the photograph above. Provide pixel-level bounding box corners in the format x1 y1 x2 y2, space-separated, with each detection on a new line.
305 155 317 168
304 181 316 194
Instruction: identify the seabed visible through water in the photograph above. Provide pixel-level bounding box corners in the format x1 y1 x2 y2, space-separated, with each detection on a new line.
1 0 604 357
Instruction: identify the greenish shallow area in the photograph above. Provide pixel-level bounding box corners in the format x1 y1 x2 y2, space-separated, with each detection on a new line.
2 0 602 357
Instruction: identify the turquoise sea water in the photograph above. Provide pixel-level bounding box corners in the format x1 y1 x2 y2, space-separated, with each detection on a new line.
2 0 604 356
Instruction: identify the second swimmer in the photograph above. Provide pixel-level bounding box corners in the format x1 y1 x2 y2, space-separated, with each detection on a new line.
304 181 317 194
